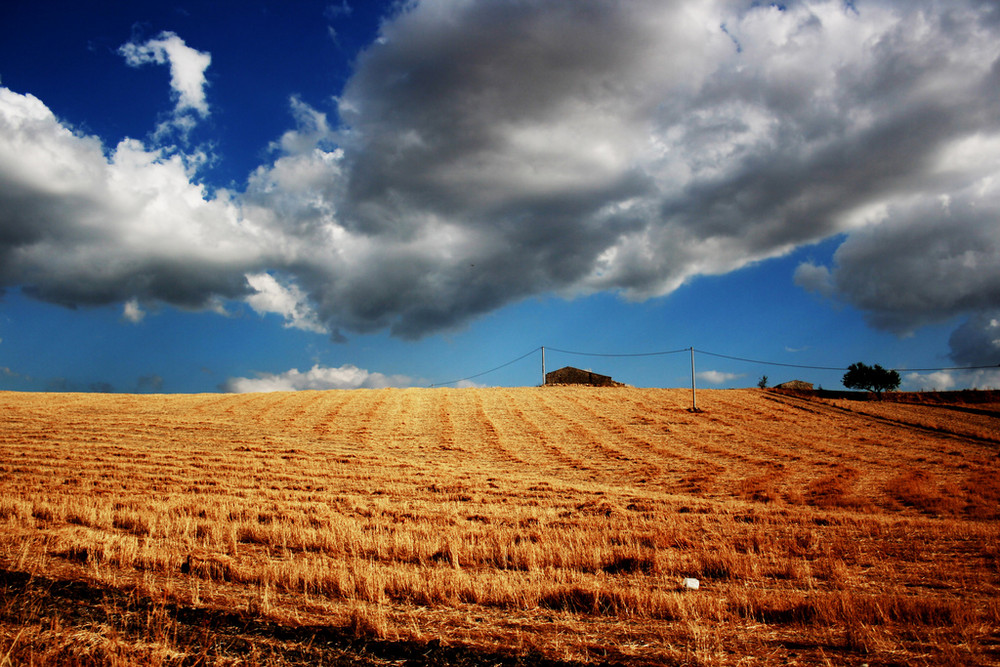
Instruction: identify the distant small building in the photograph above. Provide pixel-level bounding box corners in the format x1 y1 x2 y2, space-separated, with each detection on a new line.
775 380 814 390
545 366 618 387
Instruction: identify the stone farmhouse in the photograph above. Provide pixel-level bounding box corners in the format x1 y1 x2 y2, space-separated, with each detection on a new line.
544 366 620 387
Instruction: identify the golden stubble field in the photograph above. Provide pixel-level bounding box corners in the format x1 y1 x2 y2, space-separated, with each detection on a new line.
0 386 998 666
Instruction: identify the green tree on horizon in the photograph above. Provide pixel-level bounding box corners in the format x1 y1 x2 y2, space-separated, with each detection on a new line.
842 362 901 398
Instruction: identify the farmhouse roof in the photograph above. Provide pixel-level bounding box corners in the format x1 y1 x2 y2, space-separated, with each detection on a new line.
545 366 617 386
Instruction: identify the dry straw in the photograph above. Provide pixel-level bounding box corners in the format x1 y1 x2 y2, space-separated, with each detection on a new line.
0 386 998 664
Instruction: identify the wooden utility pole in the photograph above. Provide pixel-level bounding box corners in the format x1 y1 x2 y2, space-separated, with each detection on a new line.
690 347 697 411
541 346 546 386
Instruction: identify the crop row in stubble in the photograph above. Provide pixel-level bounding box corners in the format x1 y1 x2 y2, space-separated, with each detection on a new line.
1 386 998 665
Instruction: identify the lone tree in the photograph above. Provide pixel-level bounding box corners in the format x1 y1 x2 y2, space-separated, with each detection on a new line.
842 362 901 398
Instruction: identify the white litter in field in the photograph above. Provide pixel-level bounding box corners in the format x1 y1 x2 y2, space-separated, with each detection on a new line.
682 577 700 590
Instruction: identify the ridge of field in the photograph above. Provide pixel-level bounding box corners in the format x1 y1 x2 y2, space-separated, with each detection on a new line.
0 387 998 665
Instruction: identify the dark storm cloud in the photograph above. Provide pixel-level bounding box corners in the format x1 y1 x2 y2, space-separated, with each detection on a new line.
796 177 1000 363
805 195 1000 332
949 314 1000 367
314 0 1000 338
1 0 999 348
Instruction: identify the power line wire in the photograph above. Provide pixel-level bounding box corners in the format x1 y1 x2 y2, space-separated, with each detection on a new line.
694 348 999 373
546 346 690 358
428 343 998 388
694 348 847 371
892 364 999 371
429 347 541 387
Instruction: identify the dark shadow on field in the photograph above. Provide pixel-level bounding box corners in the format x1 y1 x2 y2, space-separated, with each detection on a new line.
771 387 1000 416
0 568 625 666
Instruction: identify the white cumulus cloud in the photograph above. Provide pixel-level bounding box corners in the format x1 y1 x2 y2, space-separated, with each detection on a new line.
902 368 1000 392
902 371 957 392
222 364 413 392
122 299 146 324
119 31 211 117
697 370 744 385
0 87 267 310
245 272 328 334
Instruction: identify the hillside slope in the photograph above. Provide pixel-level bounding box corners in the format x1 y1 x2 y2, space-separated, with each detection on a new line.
1 387 998 665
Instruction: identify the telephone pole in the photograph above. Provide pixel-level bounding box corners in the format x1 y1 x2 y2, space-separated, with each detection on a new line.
690 347 697 411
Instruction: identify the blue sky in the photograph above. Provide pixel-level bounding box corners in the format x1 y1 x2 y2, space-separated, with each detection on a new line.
1 0 998 393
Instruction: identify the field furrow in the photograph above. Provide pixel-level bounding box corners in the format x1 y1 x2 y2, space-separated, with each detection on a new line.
0 387 998 666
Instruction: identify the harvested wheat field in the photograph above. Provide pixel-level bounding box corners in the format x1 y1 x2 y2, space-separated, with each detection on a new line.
1 387 999 666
